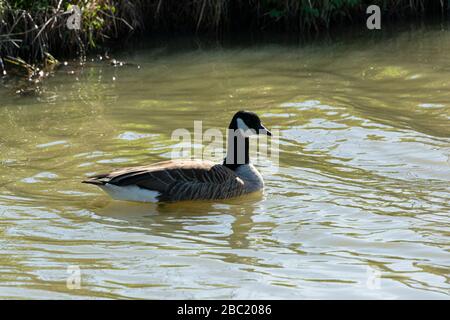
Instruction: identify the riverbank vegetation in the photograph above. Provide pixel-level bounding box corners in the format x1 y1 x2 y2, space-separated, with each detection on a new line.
0 0 448 68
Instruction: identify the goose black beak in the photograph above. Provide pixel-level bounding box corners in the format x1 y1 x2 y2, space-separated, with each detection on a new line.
258 124 272 136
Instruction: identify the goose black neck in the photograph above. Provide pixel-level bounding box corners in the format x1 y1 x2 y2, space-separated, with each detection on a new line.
223 135 249 171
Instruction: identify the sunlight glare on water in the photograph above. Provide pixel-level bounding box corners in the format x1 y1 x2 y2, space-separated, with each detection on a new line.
0 26 449 299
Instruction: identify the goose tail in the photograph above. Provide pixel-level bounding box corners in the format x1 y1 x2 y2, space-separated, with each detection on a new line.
82 179 105 186
82 174 109 186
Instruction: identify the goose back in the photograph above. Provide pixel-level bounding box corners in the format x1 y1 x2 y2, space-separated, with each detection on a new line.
84 160 247 202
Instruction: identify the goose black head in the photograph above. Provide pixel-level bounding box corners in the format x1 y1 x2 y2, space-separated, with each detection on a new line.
229 110 272 136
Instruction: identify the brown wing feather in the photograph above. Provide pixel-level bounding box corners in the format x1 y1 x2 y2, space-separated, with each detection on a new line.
86 160 245 201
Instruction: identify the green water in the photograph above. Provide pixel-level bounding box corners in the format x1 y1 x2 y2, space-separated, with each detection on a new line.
0 27 449 299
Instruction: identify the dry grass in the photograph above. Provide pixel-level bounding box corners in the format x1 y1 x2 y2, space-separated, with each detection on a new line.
0 0 447 64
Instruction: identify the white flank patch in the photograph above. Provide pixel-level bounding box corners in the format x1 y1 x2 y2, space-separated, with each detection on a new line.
100 183 160 203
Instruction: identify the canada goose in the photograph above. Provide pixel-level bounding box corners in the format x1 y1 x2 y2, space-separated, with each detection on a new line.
83 111 272 202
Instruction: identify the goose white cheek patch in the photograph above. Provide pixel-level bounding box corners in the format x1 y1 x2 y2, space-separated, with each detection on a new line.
236 118 250 130
236 118 256 137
